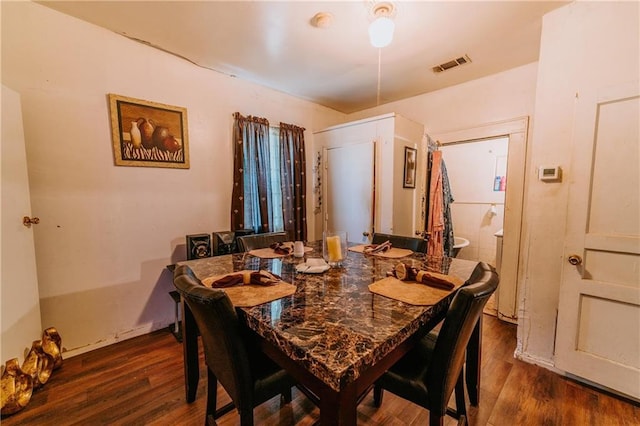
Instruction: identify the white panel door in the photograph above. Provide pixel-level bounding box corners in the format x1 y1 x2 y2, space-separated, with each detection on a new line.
1 85 42 363
324 142 374 244
555 84 640 399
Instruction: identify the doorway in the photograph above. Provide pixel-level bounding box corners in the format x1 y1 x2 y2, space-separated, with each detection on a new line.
434 117 528 322
440 136 508 261
439 136 509 316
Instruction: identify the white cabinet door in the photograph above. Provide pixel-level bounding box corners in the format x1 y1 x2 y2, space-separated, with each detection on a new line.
324 141 375 244
316 114 424 244
555 83 640 399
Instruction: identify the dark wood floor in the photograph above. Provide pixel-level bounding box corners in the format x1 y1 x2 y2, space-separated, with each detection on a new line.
3 315 638 425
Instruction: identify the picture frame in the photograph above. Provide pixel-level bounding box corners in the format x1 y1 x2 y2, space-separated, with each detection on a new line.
108 94 189 168
403 146 417 188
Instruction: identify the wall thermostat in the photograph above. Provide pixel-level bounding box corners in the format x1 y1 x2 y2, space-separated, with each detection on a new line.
538 165 560 181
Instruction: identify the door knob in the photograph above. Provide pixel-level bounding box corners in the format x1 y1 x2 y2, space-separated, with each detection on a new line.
23 216 40 228
567 254 582 265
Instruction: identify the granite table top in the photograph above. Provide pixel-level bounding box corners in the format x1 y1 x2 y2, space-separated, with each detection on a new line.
179 242 479 392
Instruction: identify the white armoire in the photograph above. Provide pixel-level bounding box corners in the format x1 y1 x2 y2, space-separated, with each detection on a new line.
312 113 425 243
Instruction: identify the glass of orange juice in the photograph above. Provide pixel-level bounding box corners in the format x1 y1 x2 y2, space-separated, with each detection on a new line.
323 230 347 267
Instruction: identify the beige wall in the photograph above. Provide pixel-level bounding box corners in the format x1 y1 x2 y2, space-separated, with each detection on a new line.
347 62 538 135
1 2 344 356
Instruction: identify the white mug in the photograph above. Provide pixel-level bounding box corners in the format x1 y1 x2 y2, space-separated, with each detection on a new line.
293 241 305 258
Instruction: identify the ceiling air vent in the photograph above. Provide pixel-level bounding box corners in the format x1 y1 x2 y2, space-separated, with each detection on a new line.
432 55 472 73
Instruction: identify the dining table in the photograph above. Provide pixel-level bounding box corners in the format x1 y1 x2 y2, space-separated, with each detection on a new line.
177 241 484 425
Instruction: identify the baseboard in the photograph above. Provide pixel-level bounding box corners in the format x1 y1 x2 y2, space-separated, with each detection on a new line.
61 320 173 359
497 312 518 324
515 350 640 404
513 349 563 374
564 373 640 405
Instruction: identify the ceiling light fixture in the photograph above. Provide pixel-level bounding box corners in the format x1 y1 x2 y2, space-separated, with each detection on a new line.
369 2 395 48
311 12 333 29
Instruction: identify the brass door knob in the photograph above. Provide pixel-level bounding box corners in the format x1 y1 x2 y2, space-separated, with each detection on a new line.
568 254 583 265
23 216 40 228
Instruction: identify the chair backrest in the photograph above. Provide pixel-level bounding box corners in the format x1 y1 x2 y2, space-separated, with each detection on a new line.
237 232 289 252
372 232 428 253
426 262 498 413
173 265 253 408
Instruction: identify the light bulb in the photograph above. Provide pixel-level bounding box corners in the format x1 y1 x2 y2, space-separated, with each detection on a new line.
368 16 394 48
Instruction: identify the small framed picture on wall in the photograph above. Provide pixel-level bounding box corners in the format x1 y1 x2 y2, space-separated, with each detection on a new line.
403 147 417 188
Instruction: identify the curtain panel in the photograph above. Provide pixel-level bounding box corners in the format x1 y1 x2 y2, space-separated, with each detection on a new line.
231 112 273 233
279 123 307 241
427 150 445 257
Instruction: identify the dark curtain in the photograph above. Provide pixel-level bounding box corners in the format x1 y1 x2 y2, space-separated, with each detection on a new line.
441 161 455 257
279 123 307 241
231 112 272 233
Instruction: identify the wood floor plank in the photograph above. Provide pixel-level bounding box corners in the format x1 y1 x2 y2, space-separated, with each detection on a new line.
490 360 565 425
592 386 640 426
2 316 638 425
559 379 599 426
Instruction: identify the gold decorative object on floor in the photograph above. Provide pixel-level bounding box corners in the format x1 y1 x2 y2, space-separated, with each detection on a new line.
0 327 63 417
23 341 54 388
42 327 63 370
1 358 33 416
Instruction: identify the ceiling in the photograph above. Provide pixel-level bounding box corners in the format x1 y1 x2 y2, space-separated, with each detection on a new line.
40 1 567 114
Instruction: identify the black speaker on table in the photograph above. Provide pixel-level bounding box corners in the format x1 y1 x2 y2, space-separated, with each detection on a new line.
212 229 254 255
186 233 212 260
212 231 235 255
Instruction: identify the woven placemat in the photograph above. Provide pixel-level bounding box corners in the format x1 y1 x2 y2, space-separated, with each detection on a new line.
349 244 413 259
368 274 464 306
202 271 296 307
248 245 313 259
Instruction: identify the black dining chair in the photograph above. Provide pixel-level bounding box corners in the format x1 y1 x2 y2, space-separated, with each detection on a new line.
371 232 428 253
173 265 294 426
372 262 499 426
236 232 289 252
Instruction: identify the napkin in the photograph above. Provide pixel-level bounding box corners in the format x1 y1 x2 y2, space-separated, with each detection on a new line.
270 242 292 256
363 240 392 254
388 262 456 290
210 270 282 288
295 258 330 274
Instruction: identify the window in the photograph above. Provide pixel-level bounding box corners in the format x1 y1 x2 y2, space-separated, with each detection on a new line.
242 127 284 233
231 113 307 240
